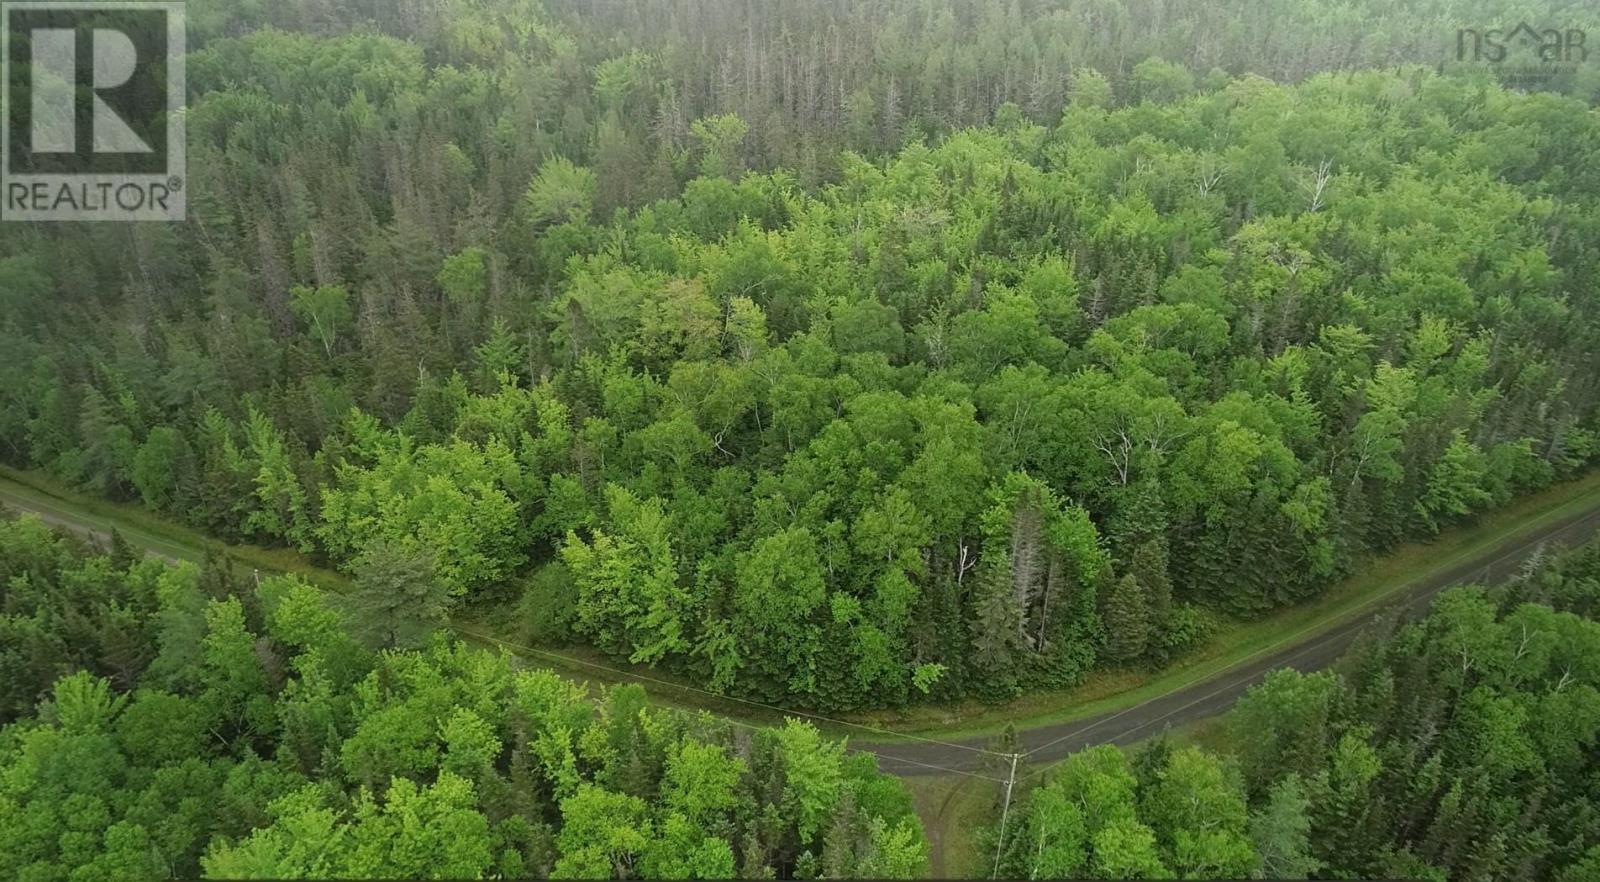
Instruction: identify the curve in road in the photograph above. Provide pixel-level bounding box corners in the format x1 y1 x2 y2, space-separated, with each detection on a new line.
6 476 1600 778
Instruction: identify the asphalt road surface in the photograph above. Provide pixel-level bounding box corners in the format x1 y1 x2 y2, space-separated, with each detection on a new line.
865 501 1600 777
6 477 1600 779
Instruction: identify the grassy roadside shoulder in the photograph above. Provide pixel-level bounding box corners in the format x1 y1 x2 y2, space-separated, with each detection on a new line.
0 464 350 589
1 465 210 564
842 468 1600 745
0 465 847 732
7 462 1600 748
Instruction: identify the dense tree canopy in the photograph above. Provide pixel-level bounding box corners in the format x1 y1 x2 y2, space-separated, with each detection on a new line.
5 3 1600 879
9 0 1600 717
6 25 1600 710
0 514 928 880
161 0 1600 186
993 539 1600 880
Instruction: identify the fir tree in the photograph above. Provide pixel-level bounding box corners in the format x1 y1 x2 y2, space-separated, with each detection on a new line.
1101 573 1151 663
348 540 452 650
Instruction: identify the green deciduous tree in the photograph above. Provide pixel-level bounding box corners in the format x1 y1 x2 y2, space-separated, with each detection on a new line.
289 284 352 359
563 486 692 664
525 157 597 228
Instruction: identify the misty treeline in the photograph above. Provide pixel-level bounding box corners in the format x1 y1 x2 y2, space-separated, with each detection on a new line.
4 0 1600 712
188 0 1600 181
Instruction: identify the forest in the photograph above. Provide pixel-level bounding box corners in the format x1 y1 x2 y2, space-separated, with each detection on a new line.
4 0 1600 877
9 0 1600 711
0 514 929 879
988 538 1600 881
6 508 1599 879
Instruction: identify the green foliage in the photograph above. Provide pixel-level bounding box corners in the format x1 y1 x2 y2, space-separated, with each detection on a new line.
1101 573 1151 663
347 540 452 650
1139 747 1255 877
288 285 352 359
525 157 597 228
689 114 749 180
6 2 1600 875
317 435 528 597
0 524 928 880
203 773 496 879
1415 430 1493 533
8 0 1600 719
1229 555 1600 879
562 486 692 664
996 745 1192 879
1249 775 1321 880
0 516 164 718
1001 541 1600 881
1131 57 1195 103
130 427 186 511
438 248 490 306
1228 669 1341 796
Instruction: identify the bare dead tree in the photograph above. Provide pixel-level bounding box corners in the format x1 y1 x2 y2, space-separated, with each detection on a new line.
1197 156 1225 197
956 541 977 585
1302 157 1334 212
1093 426 1135 486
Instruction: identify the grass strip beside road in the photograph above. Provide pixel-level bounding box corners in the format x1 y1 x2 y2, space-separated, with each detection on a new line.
0 465 206 565
0 466 767 722
842 468 1600 744
6 463 1600 747
0 464 349 588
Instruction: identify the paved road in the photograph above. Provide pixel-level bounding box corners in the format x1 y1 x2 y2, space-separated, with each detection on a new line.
866 501 1600 776
6 477 1600 778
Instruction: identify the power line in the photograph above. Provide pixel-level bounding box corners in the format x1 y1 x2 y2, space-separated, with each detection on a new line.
1087 628 1346 751
872 753 1009 784
457 627 1010 761
1019 694 1146 762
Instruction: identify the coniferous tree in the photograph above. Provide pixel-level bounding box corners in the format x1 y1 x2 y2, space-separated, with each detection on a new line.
1101 573 1151 663
348 540 452 650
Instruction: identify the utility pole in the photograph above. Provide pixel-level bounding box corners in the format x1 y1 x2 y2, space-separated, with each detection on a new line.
991 751 1021 879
